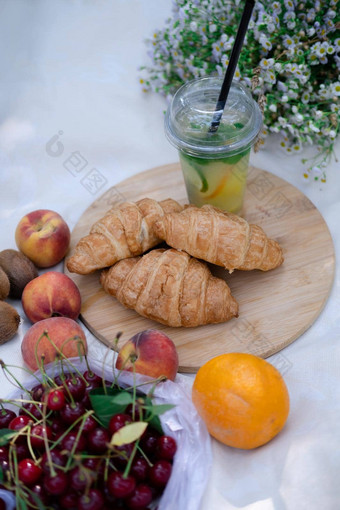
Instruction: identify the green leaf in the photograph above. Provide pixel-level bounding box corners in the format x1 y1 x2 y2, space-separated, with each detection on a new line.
89 388 130 428
143 404 175 416
0 428 16 446
142 399 175 434
149 415 163 435
111 422 148 446
110 392 134 406
0 466 4 483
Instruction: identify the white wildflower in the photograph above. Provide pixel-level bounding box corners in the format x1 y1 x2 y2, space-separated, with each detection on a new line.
260 58 274 69
332 81 340 96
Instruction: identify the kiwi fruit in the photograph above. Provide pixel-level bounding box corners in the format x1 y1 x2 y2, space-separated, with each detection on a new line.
0 301 20 344
0 266 10 300
0 249 38 298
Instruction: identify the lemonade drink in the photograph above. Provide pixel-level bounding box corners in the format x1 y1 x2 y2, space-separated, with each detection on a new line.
165 77 262 214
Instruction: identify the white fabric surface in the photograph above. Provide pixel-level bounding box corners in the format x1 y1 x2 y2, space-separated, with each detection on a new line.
0 2 339 509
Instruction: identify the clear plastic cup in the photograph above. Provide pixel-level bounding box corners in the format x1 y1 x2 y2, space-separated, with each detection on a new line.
165 76 262 214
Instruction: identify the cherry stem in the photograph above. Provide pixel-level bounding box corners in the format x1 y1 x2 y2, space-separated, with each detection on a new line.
54 338 89 387
41 388 56 478
26 424 38 463
131 362 137 421
2 398 46 423
64 410 93 471
0 362 44 385
50 409 94 453
136 443 154 467
123 439 139 478
0 362 31 395
83 351 94 378
107 332 123 390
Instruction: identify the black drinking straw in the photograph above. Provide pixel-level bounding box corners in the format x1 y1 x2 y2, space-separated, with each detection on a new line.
209 0 256 133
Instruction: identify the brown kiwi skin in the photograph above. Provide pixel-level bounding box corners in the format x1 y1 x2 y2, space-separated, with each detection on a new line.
0 266 10 300
0 249 38 299
0 301 20 344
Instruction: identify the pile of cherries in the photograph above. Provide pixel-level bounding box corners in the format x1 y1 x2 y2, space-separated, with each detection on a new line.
0 368 177 509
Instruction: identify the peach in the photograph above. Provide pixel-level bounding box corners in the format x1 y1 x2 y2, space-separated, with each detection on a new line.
21 317 87 371
15 209 70 268
115 329 179 381
22 271 81 323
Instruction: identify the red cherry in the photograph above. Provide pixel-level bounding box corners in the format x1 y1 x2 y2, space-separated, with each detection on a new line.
0 408 16 429
131 457 149 482
83 370 102 387
114 442 135 469
156 435 177 461
82 457 102 471
41 449 67 473
9 414 32 431
43 471 69 495
140 429 160 457
47 388 65 411
108 413 132 434
69 465 94 491
31 383 47 402
126 402 143 421
78 488 105 510
60 401 85 424
12 442 30 461
28 483 50 506
107 471 136 498
61 431 87 453
54 373 69 386
0 460 9 476
50 416 65 437
18 458 42 485
0 447 8 462
126 483 153 509
81 414 97 434
87 427 110 454
30 424 52 449
64 376 86 401
19 402 43 420
149 460 172 488
58 490 78 509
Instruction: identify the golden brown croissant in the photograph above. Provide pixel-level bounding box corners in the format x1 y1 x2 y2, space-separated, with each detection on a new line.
154 204 283 272
100 248 238 327
66 198 183 274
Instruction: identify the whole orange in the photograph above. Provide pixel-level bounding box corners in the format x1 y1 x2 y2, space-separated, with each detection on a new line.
192 353 290 449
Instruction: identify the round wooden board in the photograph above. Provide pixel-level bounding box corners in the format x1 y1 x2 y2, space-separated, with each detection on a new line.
64 164 335 373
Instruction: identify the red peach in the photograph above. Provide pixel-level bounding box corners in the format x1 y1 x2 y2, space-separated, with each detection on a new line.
22 271 81 323
115 329 179 381
21 317 87 371
15 209 70 268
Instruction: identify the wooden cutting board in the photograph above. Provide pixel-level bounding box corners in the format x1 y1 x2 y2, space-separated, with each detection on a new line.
64 164 335 373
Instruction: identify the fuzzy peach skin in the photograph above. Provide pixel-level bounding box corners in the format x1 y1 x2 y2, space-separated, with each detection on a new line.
22 271 81 323
15 209 71 268
21 317 87 371
115 329 179 381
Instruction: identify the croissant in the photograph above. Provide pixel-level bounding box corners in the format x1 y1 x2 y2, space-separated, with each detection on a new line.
154 204 283 272
100 248 238 327
66 198 183 274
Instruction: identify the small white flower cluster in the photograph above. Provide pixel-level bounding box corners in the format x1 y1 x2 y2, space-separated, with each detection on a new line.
140 0 340 182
